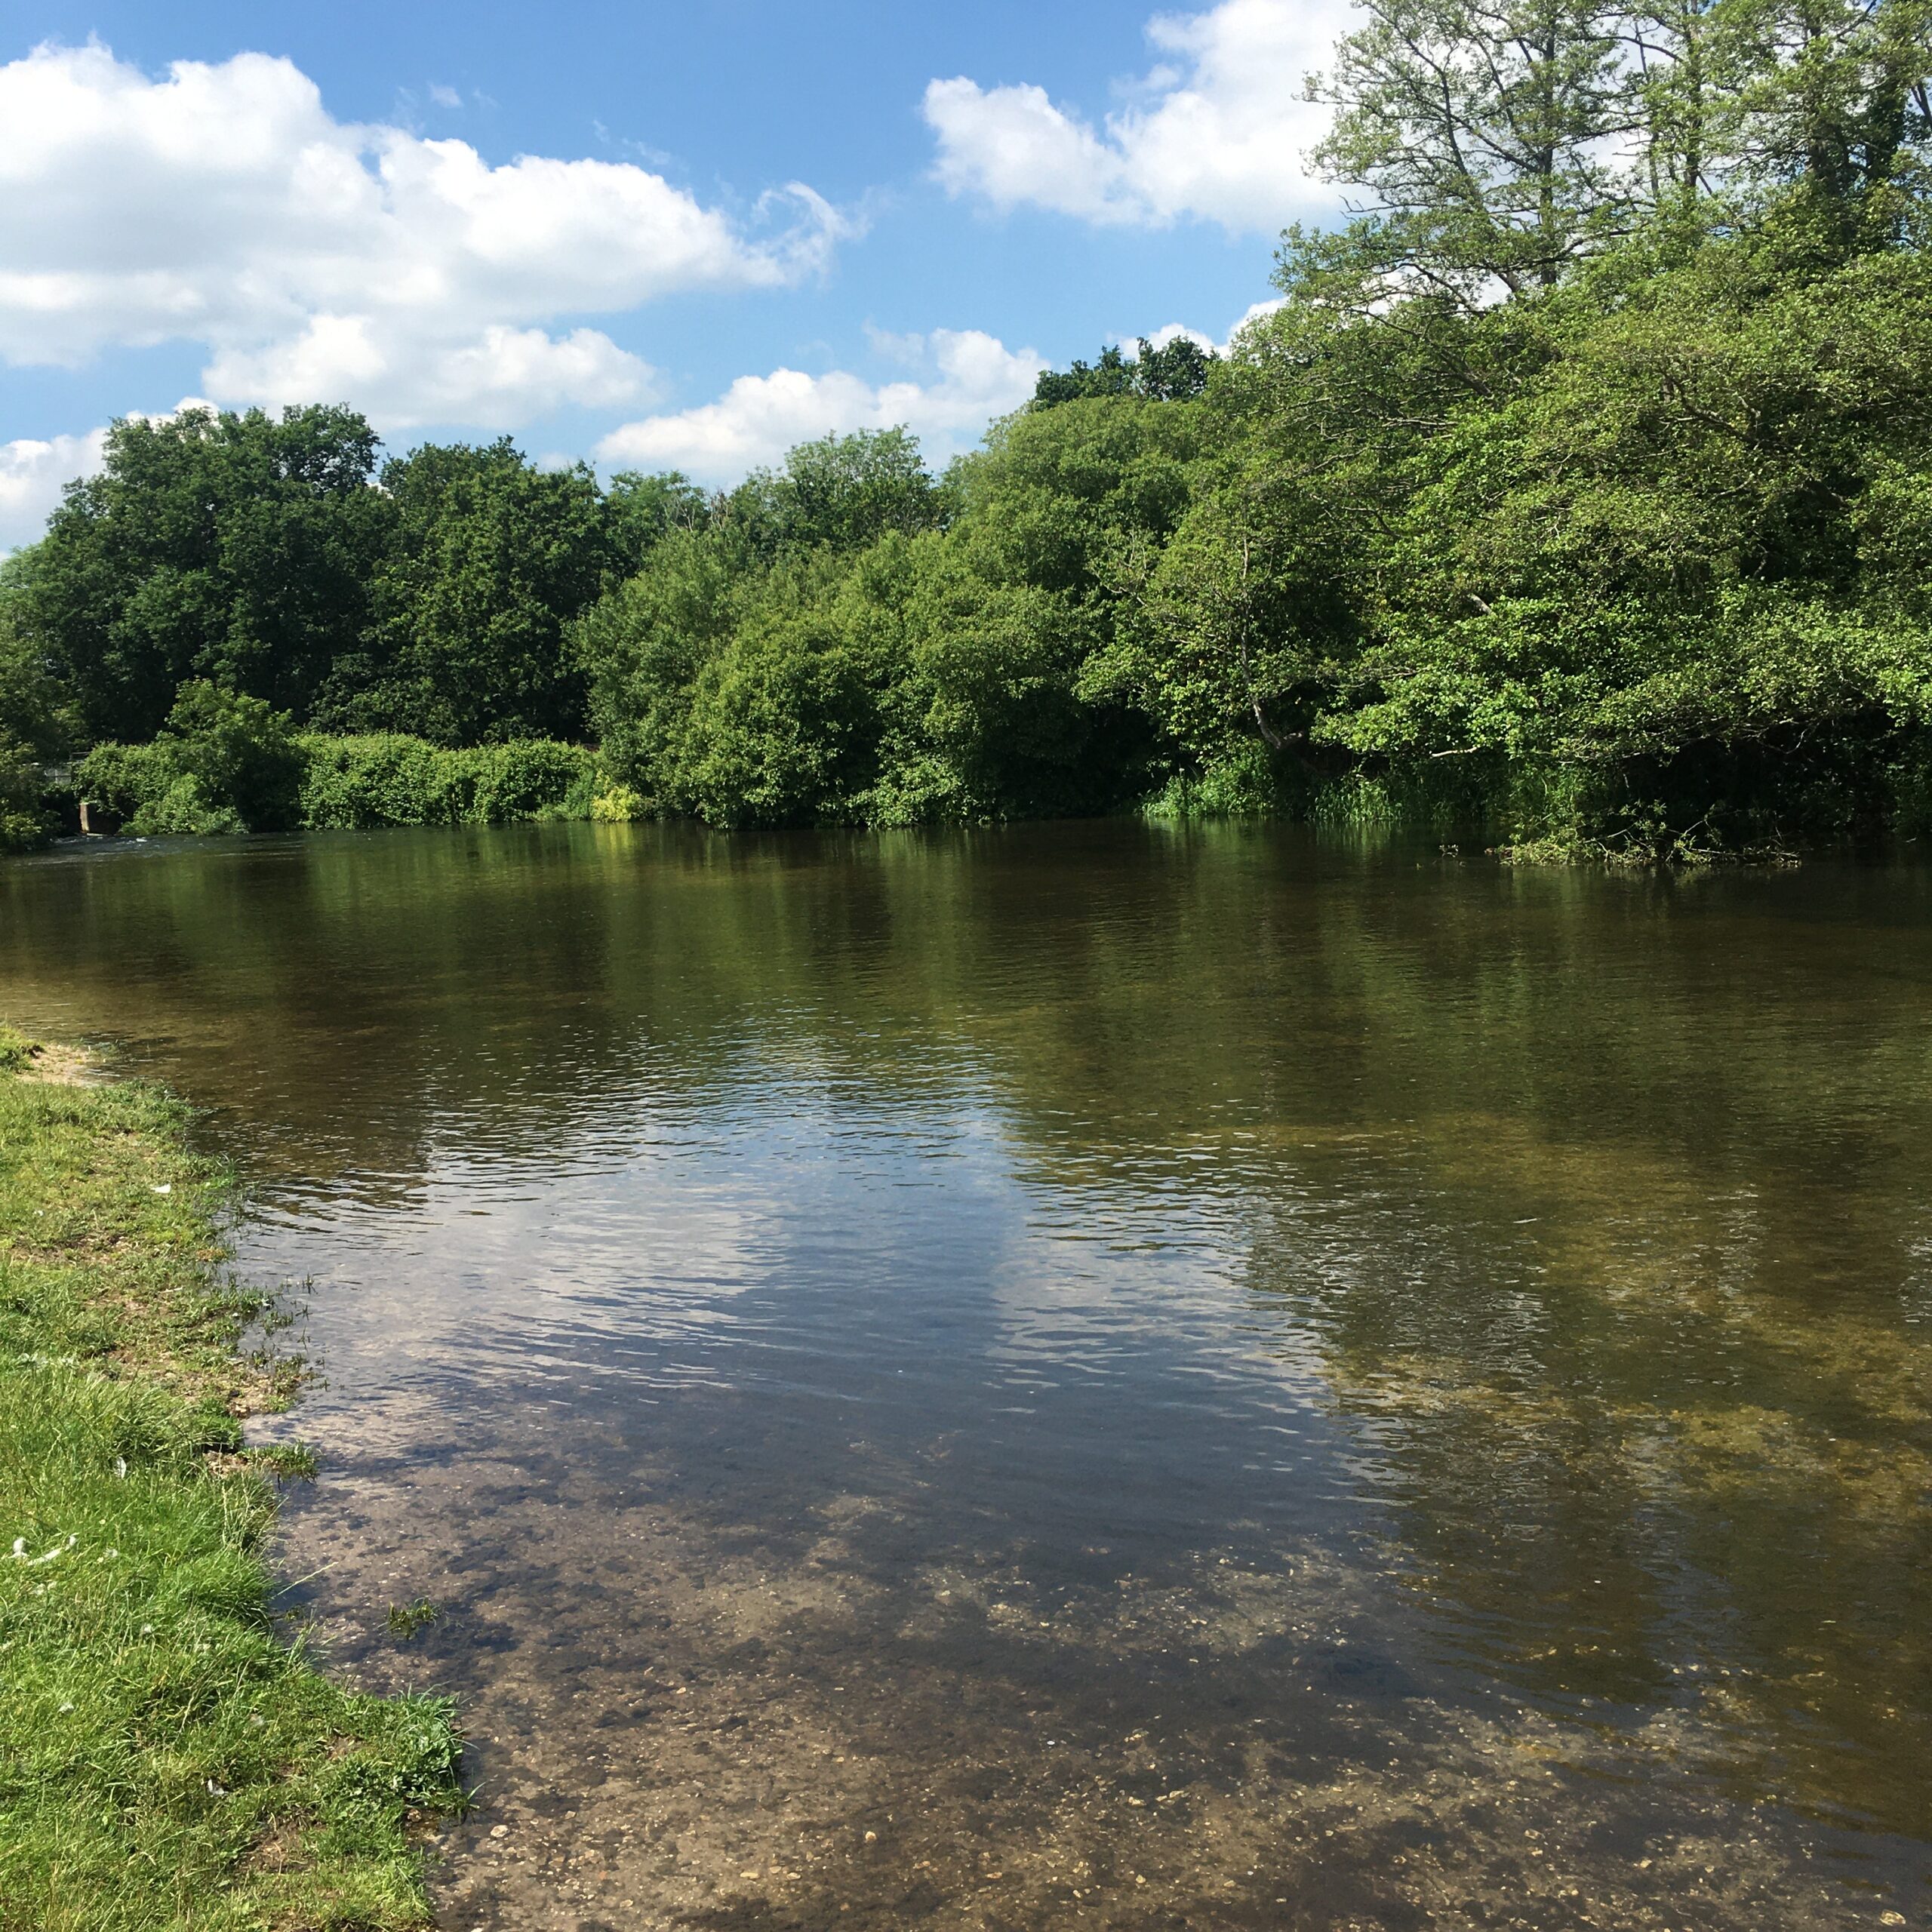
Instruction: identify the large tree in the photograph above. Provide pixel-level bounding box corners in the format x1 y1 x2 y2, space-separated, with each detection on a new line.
1308 0 1639 296
14 406 387 745
322 440 616 745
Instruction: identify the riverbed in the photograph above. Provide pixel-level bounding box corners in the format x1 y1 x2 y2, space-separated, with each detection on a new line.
2 821 1926 1929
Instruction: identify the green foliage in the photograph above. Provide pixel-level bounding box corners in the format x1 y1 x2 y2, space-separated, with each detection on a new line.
295 735 600 830
1250 232 1932 847
76 681 301 835
12 406 388 746
75 724 601 836
325 439 616 746
5 0 1931 859
605 469 712 573
574 400 1203 828
723 427 944 556
386 1598 441 1641
0 553 71 764
1033 336 1217 408
0 734 49 854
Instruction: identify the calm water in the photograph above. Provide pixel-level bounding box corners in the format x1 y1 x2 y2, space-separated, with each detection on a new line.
2 822 1928 1930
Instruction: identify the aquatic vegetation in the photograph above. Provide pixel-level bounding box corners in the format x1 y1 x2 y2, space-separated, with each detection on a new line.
386 1598 441 1641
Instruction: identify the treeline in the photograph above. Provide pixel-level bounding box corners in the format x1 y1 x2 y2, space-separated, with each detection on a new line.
5 0 1932 858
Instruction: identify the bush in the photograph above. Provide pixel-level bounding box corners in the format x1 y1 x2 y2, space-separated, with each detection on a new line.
76 683 300 835
294 734 471 828
296 734 599 829
0 733 49 852
75 713 606 838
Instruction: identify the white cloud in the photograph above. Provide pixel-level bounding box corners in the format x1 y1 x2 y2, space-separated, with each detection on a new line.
204 320 660 428
1135 297 1287 357
427 82 462 110
924 0 1346 232
0 426 106 552
0 41 846 426
595 329 1045 482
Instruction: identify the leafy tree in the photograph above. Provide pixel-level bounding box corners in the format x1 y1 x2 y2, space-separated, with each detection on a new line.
574 521 755 808
1306 0 1638 297
1228 227 1932 847
1722 0 1932 240
13 407 387 746
1033 337 1217 408
0 735 45 852
0 553 70 760
324 440 615 745
731 428 943 553
605 471 713 574
77 681 303 835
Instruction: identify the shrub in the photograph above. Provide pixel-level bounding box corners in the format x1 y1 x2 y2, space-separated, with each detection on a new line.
76 683 300 835
295 734 468 829
296 734 599 829
0 733 49 852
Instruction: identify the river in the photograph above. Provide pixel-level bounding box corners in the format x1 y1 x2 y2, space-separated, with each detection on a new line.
2 820 1926 1929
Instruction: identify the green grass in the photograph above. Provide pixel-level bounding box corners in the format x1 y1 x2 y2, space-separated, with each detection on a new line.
0 1054 462 1929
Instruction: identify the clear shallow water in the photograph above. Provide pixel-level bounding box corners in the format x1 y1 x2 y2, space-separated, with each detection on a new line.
2 821 1927 1930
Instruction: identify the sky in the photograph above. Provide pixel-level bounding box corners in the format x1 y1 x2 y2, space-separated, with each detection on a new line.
0 0 1355 549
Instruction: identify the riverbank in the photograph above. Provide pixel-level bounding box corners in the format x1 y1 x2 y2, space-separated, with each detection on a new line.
0 1029 461 1927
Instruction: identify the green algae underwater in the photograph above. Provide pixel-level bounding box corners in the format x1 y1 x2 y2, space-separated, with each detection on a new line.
0 1038 462 1929
0 818 1927 1929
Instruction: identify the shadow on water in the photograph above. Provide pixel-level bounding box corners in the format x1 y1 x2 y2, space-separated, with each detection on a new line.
2 820 1928 1927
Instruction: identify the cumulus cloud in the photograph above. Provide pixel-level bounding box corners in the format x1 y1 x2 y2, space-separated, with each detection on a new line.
595 330 1045 482
924 0 1347 232
0 41 845 425
203 320 659 428
0 426 106 552
1133 297 1288 358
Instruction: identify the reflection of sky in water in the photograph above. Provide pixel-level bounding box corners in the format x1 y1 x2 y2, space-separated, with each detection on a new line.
238 1065 1357 1554
2 823 1930 1924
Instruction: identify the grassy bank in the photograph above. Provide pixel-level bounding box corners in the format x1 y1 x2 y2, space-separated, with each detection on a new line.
0 1028 461 1929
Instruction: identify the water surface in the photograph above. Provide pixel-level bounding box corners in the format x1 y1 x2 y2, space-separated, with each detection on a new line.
2 822 1927 1930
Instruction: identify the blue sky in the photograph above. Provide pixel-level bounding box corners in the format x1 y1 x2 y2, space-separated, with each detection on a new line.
0 0 1349 545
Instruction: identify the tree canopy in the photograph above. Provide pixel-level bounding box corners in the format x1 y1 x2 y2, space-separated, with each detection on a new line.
5 0 1931 857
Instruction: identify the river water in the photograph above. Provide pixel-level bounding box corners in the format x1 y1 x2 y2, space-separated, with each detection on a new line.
1 821 1927 1930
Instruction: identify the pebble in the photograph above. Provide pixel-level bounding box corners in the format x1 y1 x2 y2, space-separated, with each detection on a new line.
490 1824 509 1839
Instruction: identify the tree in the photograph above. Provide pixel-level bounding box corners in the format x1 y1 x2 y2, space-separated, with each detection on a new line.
1307 0 1640 295
14 406 387 745
605 470 713 574
732 428 943 553
0 552 70 759
1032 338 1218 408
325 440 616 745
75 681 303 835
1720 0 1932 242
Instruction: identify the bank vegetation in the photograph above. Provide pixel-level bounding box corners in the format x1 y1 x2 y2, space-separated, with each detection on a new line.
0 1035 461 1926
2 0 1929 862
